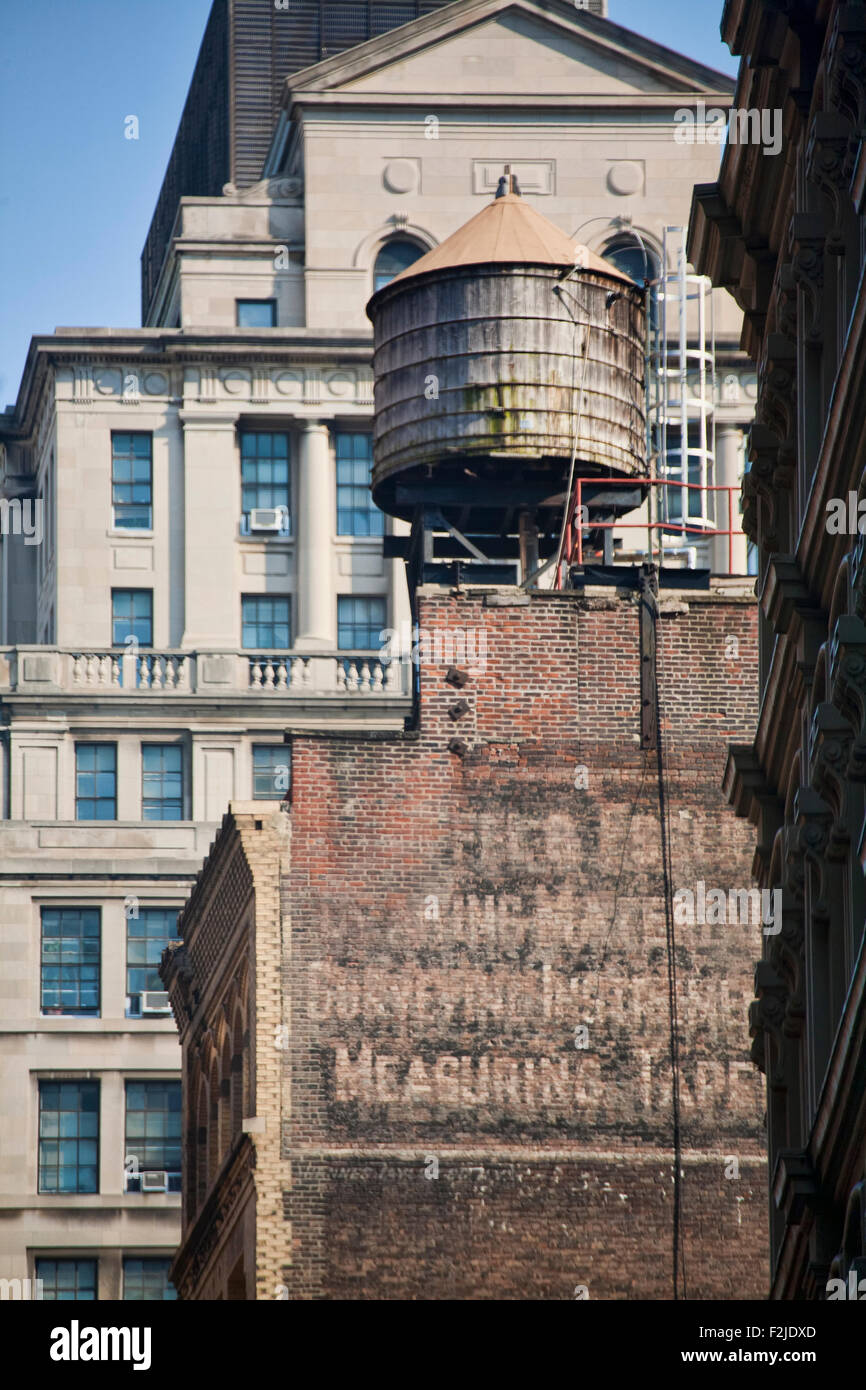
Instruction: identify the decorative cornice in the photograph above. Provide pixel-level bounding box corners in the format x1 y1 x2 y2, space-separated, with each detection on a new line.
826 4 866 137
760 553 821 635
805 111 857 251
172 1133 256 1298
724 742 774 818
756 333 797 446
772 1148 818 1225
788 211 825 343
829 613 866 761
749 960 788 1081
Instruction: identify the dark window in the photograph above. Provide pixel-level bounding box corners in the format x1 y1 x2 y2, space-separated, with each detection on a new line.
373 239 425 292
236 299 276 327
252 746 291 799
240 432 290 532
124 1082 182 1184
112 589 153 647
36 1258 97 1300
141 746 183 821
337 596 387 649
126 907 176 1014
75 744 117 820
123 1257 177 1301
38 1082 99 1194
242 596 291 649
603 236 659 334
111 434 152 529
336 433 384 537
41 908 100 1017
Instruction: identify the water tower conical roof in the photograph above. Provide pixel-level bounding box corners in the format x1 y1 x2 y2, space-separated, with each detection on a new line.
387 192 637 288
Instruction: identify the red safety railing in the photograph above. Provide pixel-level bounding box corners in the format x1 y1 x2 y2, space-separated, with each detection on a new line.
555 476 742 587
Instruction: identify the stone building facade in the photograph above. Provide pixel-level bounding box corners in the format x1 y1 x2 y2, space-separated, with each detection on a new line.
689 0 866 1300
0 0 755 1299
165 584 769 1300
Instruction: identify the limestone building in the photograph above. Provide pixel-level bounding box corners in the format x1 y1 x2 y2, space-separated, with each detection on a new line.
689 0 866 1299
1 0 753 1299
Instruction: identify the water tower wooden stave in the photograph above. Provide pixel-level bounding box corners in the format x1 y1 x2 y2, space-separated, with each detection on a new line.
366 181 647 584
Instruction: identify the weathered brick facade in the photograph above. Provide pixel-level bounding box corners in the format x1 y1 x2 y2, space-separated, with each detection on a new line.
167 582 769 1299
276 583 769 1299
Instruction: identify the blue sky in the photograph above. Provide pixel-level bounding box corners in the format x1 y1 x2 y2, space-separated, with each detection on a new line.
0 0 738 410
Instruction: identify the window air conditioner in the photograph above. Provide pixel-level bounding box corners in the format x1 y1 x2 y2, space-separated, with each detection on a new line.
249 508 286 533
141 1170 167 1193
141 991 171 1014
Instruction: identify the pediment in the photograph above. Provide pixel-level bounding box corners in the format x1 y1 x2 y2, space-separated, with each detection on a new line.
286 0 734 101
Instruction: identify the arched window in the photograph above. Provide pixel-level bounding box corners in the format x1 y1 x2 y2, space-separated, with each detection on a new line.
207 1059 220 1191
219 1035 233 1161
373 239 425 292
231 1006 245 1142
194 1078 208 1213
602 235 660 334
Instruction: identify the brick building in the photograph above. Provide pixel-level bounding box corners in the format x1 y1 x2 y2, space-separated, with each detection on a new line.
164 582 769 1299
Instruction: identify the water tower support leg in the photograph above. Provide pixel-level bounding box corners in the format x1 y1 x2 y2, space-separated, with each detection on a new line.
518 511 539 583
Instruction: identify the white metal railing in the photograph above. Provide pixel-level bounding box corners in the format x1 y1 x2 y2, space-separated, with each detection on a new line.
0 648 410 697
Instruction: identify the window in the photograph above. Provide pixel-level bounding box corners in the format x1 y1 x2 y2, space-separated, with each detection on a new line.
242 596 291 649
336 433 384 537
373 239 425 292
123 1257 177 1301
112 589 153 647
603 236 660 335
38 1081 99 1194
337 596 387 649
124 1082 181 1189
112 434 152 529
41 908 100 1017
36 1259 97 1300
253 746 291 800
142 746 183 821
127 907 176 1016
240 432 290 533
75 744 117 820
236 299 276 327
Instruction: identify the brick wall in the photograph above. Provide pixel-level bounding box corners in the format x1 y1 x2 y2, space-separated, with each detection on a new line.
281 586 769 1299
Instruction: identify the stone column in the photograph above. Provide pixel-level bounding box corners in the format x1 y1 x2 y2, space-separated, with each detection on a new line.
179 412 239 648
712 424 749 575
295 420 336 651
390 517 412 651
101 1071 125 1197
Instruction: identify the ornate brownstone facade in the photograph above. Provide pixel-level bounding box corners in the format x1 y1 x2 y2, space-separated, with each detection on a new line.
690 0 866 1300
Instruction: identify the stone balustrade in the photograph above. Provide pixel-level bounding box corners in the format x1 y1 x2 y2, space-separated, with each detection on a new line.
0 648 410 697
